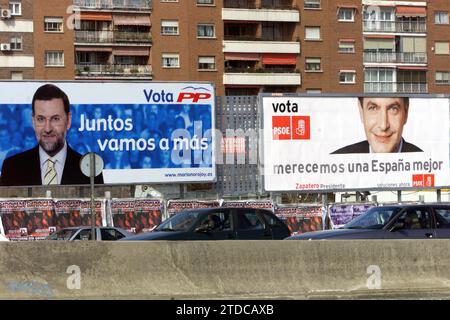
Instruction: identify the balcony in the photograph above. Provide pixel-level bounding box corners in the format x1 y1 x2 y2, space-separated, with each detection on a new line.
363 52 427 64
75 64 152 78
363 21 426 33
222 8 299 22
224 0 256 9
364 82 428 93
223 40 300 53
224 69 301 85
75 31 152 44
397 83 428 93
223 0 295 9
73 0 151 11
225 67 297 73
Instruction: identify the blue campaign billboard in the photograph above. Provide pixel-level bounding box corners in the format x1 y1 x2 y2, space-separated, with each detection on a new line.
0 82 215 186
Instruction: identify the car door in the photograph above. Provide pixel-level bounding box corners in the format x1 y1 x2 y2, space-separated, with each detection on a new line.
190 210 234 240
259 210 290 239
234 209 270 240
384 207 434 239
431 207 450 238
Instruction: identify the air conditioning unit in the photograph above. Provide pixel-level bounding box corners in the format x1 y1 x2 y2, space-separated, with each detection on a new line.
0 43 11 51
1 9 11 19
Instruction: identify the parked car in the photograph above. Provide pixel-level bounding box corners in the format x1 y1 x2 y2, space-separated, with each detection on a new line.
46 226 132 241
0 233 9 242
287 204 450 240
120 207 290 241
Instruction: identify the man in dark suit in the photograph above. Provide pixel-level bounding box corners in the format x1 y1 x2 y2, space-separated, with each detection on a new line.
332 97 422 154
0 84 103 186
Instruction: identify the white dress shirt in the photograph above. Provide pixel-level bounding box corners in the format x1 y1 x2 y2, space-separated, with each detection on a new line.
39 141 67 185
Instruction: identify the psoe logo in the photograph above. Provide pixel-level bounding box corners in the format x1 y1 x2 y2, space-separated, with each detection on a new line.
143 86 212 103
272 115 310 140
412 174 435 187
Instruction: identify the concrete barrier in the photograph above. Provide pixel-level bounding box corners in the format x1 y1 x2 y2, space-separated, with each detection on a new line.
1 240 450 299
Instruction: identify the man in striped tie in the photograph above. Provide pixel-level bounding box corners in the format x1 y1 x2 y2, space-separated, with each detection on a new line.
0 84 104 186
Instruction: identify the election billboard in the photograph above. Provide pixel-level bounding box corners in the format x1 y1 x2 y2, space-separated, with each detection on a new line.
0 81 215 186
262 95 450 192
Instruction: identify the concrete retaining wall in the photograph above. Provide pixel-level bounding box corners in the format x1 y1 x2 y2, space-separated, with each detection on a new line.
1 240 450 299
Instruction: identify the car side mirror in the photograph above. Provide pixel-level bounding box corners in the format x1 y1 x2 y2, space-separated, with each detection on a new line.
389 222 404 232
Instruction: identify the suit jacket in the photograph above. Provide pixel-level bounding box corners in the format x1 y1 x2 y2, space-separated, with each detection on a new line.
331 138 423 154
0 145 104 186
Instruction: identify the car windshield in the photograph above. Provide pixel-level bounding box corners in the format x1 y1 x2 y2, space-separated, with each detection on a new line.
47 229 77 240
155 211 202 232
344 207 402 229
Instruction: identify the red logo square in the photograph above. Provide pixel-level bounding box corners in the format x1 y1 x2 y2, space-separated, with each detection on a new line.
272 116 291 140
412 174 424 187
292 116 310 140
424 174 435 187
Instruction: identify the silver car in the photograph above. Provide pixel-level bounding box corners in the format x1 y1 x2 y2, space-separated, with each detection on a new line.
287 204 450 240
46 226 132 241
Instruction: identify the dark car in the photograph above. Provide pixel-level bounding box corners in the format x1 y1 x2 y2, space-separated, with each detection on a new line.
120 207 290 241
287 204 450 240
46 226 132 241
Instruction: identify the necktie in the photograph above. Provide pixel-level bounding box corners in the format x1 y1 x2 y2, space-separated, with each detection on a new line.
43 158 57 185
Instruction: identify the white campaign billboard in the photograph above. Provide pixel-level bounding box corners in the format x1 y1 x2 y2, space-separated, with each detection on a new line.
262 96 450 192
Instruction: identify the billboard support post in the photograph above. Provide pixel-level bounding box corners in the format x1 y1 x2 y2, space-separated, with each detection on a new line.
90 153 95 241
397 191 402 203
437 189 441 203
81 152 104 241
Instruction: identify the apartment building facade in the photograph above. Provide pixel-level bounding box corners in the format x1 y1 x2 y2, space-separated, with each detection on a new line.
151 0 224 94
123 0 450 95
33 0 74 80
0 0 448 95
0 0 34 80
73 0 152 80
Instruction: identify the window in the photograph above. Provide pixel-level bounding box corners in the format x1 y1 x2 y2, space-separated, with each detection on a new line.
364 68 394 92
338 40 355 53
435 11 449 24
237 211 264 230
436 71 450 85
197 24 215 38
305 27 321 40
395 209 430 230
198 56 216 70
100 229 126 241
304 0 320 9
9 2 21 15
305 57 321 71
162 53 180 68
45 51 64 67
197 212 230 231
339 71 356 84
161 20 179 35
435 209 450 228
161 0 178 2
261 211 284 228
74 229 96 241
10 36 22 51
10 71 23 80
197 0 214 4
44 17 64 32
363 7 395 32
338 8 355 22
435 42 450 55
306 89 322 94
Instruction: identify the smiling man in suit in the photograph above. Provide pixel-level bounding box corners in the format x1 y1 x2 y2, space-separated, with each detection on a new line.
332 97 423 154
0 84 103 186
